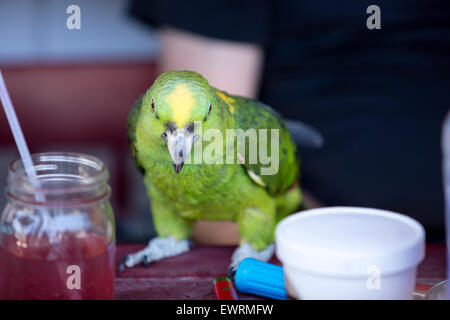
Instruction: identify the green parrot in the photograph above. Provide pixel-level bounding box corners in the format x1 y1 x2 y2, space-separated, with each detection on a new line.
121 70 319 273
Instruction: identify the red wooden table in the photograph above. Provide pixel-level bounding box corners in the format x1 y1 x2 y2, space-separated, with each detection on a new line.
115 244 447 300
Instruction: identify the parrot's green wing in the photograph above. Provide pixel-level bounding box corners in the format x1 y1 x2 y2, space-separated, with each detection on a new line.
215 89 300 196
127 94 146 175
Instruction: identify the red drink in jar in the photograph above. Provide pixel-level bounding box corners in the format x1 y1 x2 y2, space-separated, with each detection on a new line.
0 232 114 299
0 153 116 300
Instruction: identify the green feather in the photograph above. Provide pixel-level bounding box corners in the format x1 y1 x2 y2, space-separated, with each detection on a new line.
127 94 145 175
215 90 300 196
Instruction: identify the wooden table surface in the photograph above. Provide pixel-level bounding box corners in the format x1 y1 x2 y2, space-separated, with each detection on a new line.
114 244 447 300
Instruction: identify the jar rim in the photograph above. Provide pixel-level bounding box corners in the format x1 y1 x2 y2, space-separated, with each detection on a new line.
7 152 110 205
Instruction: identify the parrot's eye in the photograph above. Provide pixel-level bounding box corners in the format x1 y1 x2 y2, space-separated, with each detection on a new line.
204 104 212 121
151 98 158 119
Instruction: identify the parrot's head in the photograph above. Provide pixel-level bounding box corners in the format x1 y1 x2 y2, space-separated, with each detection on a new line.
140 70 218 173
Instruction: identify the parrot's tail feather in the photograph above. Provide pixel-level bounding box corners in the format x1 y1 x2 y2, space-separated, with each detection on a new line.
275 185 302 223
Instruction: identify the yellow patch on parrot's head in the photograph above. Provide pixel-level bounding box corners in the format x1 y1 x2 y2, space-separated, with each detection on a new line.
165 83 195 127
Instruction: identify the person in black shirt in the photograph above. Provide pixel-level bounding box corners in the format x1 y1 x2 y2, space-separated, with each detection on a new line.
129 0 450 242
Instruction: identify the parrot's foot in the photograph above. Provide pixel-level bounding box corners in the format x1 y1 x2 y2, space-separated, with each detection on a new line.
119 236 192 271
227 243 275 278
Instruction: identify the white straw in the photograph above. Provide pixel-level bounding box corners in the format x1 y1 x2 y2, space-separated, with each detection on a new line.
0 71 73 294
0 70 42 197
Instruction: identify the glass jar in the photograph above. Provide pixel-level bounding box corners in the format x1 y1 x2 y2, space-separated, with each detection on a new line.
0 152 115 300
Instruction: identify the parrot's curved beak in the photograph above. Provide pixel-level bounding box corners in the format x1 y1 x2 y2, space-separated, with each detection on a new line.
163 123 195 174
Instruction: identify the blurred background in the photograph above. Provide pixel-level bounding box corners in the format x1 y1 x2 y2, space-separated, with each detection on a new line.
0 0 159 242
1 0 449 244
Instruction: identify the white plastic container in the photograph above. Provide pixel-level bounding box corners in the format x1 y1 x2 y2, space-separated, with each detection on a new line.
276 207 425 300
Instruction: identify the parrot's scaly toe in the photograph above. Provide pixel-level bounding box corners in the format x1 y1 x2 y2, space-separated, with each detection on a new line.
227 265 238 280
228 243 275 275
119 257 127 273
120 236 191 270
143 255 149 268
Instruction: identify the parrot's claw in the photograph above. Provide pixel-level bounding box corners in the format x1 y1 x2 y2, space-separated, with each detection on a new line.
119 236 191 271
228 243 275 277
119 257 127 273
227 265 237 280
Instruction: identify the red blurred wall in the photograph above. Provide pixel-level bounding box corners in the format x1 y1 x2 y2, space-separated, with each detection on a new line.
0 62 156 146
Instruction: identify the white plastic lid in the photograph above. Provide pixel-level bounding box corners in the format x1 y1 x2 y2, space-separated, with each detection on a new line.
276 207 425 277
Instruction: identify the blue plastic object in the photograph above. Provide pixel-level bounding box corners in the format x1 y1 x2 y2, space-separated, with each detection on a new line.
234 258 287 300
